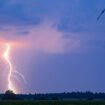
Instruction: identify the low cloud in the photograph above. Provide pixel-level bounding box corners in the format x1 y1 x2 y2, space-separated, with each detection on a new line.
0 21 81 53
24 22 81 53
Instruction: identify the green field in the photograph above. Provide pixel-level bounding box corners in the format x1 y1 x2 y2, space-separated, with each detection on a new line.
0 100 105 105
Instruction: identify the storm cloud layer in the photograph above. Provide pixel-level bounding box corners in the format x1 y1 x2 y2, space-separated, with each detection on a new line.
0 0 105 93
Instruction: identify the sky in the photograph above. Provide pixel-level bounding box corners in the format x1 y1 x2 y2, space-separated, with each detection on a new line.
0 0 105 93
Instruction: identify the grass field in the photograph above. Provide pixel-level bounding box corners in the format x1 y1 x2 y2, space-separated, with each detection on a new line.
0 100 105 105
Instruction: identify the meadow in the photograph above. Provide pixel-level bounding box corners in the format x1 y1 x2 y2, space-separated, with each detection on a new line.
0 100 105 105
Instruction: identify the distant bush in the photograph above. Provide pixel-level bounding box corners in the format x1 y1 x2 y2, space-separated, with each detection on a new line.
2 90 22 100
87 97 93 101
51 97 59 100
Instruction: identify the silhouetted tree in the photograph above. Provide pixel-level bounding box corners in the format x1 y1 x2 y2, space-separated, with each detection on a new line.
2 90 18 100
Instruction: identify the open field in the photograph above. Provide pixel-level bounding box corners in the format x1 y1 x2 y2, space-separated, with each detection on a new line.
0 100 105 105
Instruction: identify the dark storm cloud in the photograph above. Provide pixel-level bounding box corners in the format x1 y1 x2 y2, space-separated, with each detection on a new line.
0 0 105 93
0 0 42 26
16 31 30 35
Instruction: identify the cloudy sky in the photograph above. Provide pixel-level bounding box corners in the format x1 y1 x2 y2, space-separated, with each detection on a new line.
0 0 105 93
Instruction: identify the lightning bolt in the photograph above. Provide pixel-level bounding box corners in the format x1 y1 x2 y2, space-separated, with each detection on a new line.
3 43 26 93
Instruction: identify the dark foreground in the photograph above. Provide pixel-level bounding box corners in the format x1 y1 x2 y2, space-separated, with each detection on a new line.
0 100 105 105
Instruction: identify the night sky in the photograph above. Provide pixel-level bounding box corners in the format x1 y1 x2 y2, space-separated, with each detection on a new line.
0 0 105 93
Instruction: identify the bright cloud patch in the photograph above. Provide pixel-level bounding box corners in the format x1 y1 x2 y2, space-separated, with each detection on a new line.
0 22 81 53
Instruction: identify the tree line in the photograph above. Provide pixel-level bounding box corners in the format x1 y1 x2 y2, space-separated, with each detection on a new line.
1 90 105 100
